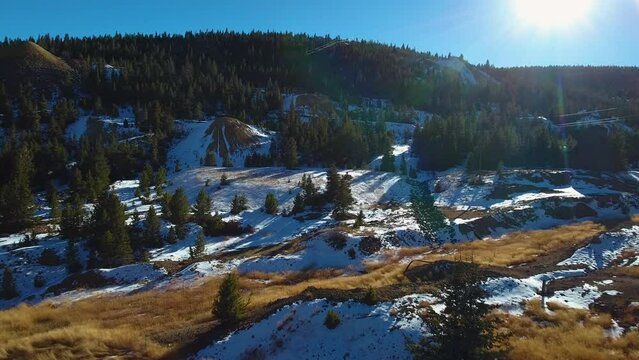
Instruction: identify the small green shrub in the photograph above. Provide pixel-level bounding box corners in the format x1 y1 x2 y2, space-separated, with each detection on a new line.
362 286 379 305
324 309 341 329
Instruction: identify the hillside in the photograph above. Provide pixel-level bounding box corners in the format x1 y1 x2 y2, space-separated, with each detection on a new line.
0 31 639 360
0 41 75 90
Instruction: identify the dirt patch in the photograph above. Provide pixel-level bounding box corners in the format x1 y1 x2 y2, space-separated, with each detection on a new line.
205 117 264 160
325 232 347 250
358 236 382 255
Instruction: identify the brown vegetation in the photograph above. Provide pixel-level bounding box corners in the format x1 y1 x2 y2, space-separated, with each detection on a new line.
0 219 636 359
504 300 639 360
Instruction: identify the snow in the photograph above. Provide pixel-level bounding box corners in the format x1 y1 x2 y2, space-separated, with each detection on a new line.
196 294 436 360
548 284 603 310
167 119 214 174
437 58 478 85
558 226 639 269
484 269 587 314
489 187 585 209
65 114 141 139
0 235 89 309
65 115 89 138
239 232 368 273
98 263 167 284
155 166 412 259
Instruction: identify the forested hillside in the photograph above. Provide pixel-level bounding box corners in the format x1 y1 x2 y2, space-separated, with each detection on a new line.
1 31 639 234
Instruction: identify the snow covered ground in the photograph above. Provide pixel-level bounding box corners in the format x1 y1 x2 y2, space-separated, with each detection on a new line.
559 226 639 269
197 294 436 360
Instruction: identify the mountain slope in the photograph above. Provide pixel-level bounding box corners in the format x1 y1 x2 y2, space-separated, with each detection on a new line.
0 41 75 89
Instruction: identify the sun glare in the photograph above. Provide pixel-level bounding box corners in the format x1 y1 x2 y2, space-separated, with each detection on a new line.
514 0 594 31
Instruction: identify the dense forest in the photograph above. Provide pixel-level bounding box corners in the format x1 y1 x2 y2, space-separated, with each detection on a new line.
1 30 639 238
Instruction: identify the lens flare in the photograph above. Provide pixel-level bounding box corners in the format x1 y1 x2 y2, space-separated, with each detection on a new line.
513 0 595 31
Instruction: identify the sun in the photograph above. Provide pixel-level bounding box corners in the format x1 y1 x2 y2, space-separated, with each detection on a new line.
513 0 595 31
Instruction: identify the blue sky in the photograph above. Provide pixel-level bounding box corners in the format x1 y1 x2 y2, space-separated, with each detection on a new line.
1 0 638 67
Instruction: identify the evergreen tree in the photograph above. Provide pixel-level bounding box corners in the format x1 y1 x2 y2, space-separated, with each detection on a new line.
264 193 279 215
0 145 34 231
380 150 396 172
291 193 305 214
166 226 177 244
60 193 85 240
300 174 319 205
193 189 212 223
353 210 365 228
230 194 249 215
283 137 299 169
333 174 354 218
91 192 133 267
90 150 111 197
2 267 18 299
190 230 206 259
408 265 504 360
169 187 190 226
47 182 61 221
139 163 153 197
65 239 82 273
212 271 248 326
155 166 167 195
203 152 216 166
325 164 340 202
144 206 162 248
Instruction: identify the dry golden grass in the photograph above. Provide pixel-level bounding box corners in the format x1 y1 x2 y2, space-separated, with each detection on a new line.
0 262 411 359
612 266 639 277
0 220 630 359
374 220 607 268
435 221 606 266
504 300 639 360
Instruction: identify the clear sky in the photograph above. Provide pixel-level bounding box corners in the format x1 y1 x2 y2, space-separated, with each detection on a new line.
1 0 638 67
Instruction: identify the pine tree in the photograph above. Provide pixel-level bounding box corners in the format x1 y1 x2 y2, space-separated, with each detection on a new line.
155 166 167 195
292 193 305 214
190 230 206 258
212 272 248 326
300 174 319 205
139 163 153 197
264 193 279 214
283 137 299 169
92 192 133 267
193 189 212 223
408 265 504 360
47 182 61 222
333 174 354 218
380 150 396 172
166 226 177 244
325 164 340 202
203 152 216 166
60 193 85 240
2 267 18 299
65 240 82 273
169 187 190 226
353 210 365 228
144 206 162 247
91 150 111 197
230 194 248 215
0 146 34 231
